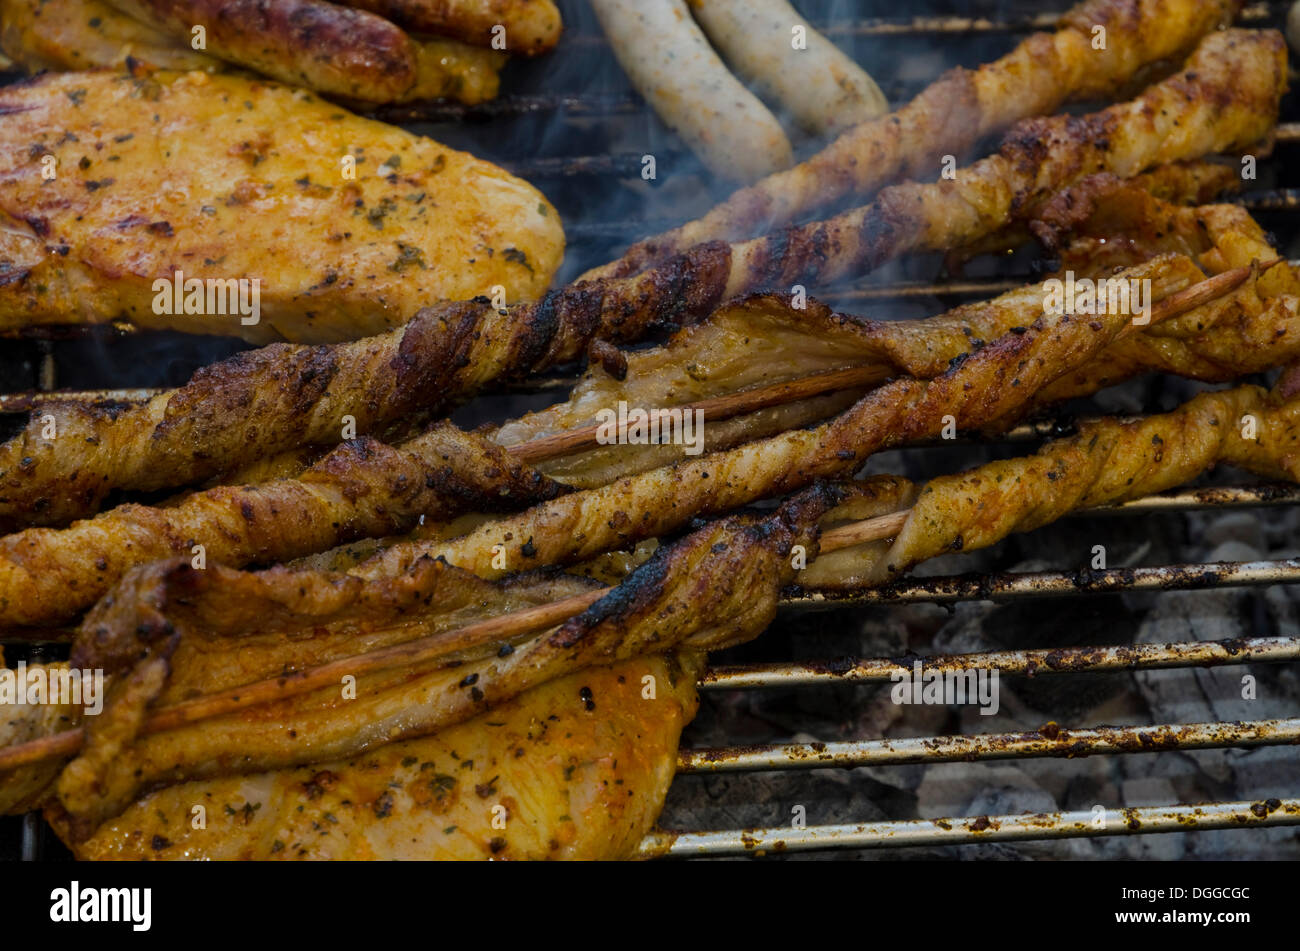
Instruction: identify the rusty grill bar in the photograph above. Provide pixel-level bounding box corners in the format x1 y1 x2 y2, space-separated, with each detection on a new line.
7 0 1300 862
637 799 1300 858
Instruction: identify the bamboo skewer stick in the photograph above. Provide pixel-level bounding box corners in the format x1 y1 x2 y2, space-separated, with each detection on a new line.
509 365 883 463
0 263 1270 772
0 507 913 772
506 263 1270 464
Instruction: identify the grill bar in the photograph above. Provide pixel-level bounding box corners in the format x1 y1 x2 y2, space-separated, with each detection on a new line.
702 635 1300 691
790 558 1300 607
6 245 1297 350
678 717 1300 773
637 797 1300 858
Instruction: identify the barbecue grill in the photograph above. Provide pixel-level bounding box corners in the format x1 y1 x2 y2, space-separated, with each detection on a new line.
3 0 1300 861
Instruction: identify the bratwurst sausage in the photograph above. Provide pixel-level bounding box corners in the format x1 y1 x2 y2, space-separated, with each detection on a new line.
687 0 888 136
105 0 419 102
591 0 793 183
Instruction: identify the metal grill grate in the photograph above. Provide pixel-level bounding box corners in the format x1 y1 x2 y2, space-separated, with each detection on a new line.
3 0 1300 861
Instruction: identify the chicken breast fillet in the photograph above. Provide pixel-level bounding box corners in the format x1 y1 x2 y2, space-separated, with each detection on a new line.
0 69 563 343
53 652 701 860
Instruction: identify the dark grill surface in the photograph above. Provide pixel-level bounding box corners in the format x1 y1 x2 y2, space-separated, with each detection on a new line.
3 0 1300 860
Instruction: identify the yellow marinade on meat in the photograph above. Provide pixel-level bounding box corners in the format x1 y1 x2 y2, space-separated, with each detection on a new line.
54 652 701 860
0 69 564 343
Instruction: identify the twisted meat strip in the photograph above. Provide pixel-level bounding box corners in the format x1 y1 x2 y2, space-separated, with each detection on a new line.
7 195 1284 628
355 254 1207 582
0 423 561 629
0 31 1280 533
46 483 838 834
801 383 1300 588
45 364 1300 832
581 0 1244 280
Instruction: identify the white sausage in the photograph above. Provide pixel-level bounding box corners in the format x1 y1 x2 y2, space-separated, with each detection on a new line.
687 0 888 137
591 0 793 184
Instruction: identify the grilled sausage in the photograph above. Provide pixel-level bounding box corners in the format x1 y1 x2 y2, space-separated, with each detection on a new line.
104 0 420 102
340 0 561 55
687 0 887 136
590 0 793 183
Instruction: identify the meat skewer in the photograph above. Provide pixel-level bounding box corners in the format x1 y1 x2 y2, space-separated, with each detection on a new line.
0 258 1269 628
0 30 1281 534
580 0 1245 280
0 423 563 628
9 368 1300 821
357 258 1267 582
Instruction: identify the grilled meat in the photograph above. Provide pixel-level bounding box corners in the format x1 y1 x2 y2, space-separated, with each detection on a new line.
0 423 562 629
340 0 561 55
802 383 1300 588
582 0 1245 280
704 29 1283 299
44 481 834 833
0 656 82 814
53 651 699 860
24 372 1300 832
3 191 1284 616
0 69 561 344
0 0 220 71
0 0 507 104
0 35 1274 533
355 255 1199 581
103 0 421 101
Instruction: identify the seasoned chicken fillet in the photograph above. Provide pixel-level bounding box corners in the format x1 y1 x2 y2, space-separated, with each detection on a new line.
0 70 564 343
54 652 702 860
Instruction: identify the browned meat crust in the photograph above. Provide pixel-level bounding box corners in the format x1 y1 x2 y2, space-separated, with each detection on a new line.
0 32 1279 533
30 375 1300 832
0 423 562 629
357 254 1195 582
46 481 837 834
0 301 490 531
106 0 420 101
582 0 1245 280
802 383 1300 588
340 0 561 54
54 651 700 860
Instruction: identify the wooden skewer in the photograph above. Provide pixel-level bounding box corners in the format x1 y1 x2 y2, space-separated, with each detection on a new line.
506 261 1271 464
0 263 1271 772
0 506 914 772
508 364 883 463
